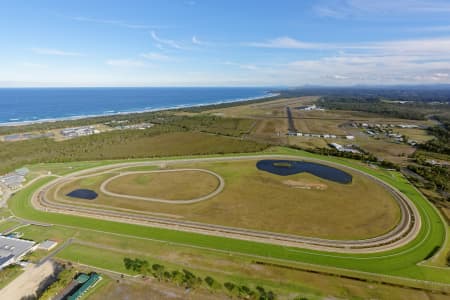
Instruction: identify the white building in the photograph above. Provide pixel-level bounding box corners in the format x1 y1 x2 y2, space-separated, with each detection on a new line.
38 240 58 251
330 143 343 150
0 236 37 269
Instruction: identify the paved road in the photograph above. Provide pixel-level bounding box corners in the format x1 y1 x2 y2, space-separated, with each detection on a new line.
31 154 421 254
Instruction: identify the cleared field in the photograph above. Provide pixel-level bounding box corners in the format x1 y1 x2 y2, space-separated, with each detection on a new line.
288 137 330 150
293 118 348 136
356 139 416 163
105 170 220 201
49 158 400 240
206 97 319 118
396 128 434 143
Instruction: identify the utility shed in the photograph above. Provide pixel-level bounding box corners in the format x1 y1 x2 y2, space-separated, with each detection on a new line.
38 240 58 251
68 273 101 300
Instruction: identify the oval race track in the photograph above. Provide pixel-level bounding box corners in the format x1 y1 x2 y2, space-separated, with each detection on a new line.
31 155 422 254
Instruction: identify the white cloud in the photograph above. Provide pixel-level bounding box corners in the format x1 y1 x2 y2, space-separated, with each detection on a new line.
314 0 450 19
224 61 258 70
247 37 323 49
71 16 163 30
151 31 183 49
281 52 450 85
140 52 171 61
332 74 350 80
106 59 146 67
32 48 83 56
432 73 449 80
248 36 450 57
192 35 212 46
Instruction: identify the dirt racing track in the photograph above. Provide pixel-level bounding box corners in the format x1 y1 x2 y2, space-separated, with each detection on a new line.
31 155 422 254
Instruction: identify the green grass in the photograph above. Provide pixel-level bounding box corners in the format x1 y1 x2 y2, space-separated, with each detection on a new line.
56 159 398 239
0 208 12 218
0 219 22 233
57 244 133 275
7 149 450 287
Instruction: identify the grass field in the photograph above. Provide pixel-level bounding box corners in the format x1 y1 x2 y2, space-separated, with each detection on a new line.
7 148 449 288
61 242 450 300
105 170 219 201
0 219 22 233
12 221 447 300
50 158 400 240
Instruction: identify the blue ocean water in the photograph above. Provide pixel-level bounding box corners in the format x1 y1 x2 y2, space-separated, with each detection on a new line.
0 87 274 125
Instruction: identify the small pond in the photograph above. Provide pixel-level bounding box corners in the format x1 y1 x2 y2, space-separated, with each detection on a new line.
66 189 98 200
256 160 352 184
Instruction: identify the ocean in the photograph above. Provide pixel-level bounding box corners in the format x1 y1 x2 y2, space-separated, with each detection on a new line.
0 87 274 125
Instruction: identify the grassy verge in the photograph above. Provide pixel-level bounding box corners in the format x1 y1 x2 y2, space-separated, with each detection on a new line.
0 219 22 233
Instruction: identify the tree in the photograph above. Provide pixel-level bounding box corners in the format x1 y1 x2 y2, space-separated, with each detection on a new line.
204 276 221 290
152 264 165 281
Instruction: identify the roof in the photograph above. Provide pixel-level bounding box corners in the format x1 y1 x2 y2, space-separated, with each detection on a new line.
75 273 90 283
69 273 101 300
15 167 29 176
38 240 58 250
0 236 36 267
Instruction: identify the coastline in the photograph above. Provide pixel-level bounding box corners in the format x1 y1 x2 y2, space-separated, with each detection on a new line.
0 92 279 127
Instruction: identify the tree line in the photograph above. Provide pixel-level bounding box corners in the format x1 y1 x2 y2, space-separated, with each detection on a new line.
123 257 279 299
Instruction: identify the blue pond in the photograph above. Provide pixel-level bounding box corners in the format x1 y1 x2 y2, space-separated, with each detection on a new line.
66 189 98 200
256 160 352 184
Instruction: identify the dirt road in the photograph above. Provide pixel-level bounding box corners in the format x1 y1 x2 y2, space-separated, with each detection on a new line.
0 261 55 300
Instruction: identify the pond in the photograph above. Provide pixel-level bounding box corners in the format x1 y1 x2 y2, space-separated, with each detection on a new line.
256 160 352 184
66 189 98 200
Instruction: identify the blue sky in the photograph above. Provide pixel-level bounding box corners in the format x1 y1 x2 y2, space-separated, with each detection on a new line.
1 0 450 86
